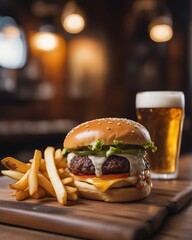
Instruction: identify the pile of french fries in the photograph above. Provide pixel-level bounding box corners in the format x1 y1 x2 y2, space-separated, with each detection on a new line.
1 146 78 205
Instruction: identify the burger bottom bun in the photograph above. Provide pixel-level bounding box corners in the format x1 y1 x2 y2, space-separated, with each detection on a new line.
74 180 151 202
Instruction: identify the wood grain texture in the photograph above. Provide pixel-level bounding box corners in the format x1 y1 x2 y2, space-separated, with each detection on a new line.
0 198 164 240
153 200 192 240
143 180 192 213
0 224 77 240
0 176 192 240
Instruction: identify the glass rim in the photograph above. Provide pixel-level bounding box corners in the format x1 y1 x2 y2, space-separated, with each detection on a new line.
136 91 185 108
136 91 184 96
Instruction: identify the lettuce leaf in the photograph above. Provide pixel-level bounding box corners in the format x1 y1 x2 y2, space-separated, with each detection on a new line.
63 139 157 157
143 141 157 152
88 140 104 151
106 146 119 157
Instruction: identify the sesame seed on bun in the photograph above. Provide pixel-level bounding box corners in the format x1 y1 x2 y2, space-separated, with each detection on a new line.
64 118 151 150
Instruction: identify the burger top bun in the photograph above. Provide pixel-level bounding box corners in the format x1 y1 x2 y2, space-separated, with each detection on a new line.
64 118 151 149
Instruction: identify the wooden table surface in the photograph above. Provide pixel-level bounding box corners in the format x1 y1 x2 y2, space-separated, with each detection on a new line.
0 154 192 240
153 154 192 240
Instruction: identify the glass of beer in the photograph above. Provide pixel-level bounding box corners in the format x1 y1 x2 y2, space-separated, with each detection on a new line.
136 91 185 179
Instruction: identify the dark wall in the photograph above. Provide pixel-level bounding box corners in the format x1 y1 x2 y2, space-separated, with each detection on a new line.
0 0 191 155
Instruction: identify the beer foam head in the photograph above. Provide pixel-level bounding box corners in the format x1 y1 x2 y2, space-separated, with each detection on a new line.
136 91 185 108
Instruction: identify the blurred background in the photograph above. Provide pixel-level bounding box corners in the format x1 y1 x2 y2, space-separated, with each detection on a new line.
0 0 191 163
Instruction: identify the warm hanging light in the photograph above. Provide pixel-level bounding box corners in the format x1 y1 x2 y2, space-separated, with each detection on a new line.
32 32 59 51
30 1 61 51
31 24 59 51
149 15 173 43
149 24 173 42
63 13 85 34
61 1 85 34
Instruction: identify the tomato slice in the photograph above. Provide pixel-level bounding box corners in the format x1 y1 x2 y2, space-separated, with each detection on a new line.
74 173 130 180
100 173 130 179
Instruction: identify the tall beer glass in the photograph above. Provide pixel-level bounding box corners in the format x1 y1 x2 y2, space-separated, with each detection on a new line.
136 91 185 179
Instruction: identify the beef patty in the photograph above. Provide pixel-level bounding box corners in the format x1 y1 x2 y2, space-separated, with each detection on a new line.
69 155 130 175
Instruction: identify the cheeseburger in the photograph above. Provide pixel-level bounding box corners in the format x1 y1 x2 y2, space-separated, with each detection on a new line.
63 118 156 202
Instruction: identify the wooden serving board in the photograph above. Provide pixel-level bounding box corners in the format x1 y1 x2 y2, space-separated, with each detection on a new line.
0 177 192 240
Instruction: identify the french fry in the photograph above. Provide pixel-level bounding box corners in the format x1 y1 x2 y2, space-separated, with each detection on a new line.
9 170 30 191
1 170 24 180
28 150 42 196
55 149 63 163
55 149 67 169
57 168 69 179
61 177 74 185
32 187 46 199
57 168 65 175
1 145 78 205
65 185 77 194
44 147 67 205
15 190 30 201
41 170 49 179
1 157 30 173
39 159 46 171
30 158 46 171
37 173 56 197
67 192 78 201
56 159 67 169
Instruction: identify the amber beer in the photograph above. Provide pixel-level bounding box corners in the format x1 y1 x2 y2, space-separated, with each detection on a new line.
136 92 185 179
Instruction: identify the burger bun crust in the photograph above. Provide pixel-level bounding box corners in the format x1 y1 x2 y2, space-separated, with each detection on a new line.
75 180 151 202
64 118 151 150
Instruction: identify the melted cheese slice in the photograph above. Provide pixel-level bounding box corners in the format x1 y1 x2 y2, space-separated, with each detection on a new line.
74 175 137 193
